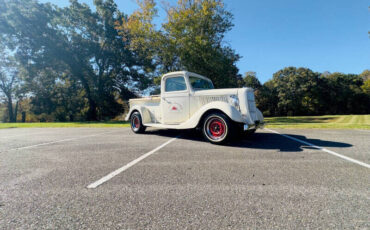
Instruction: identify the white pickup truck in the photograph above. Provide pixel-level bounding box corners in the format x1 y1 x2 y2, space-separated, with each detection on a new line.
125 71 264 144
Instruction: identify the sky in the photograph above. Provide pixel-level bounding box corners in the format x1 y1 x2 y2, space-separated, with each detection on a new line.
41 0 370 83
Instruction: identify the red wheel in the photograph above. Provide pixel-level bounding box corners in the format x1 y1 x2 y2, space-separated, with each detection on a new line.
130 111 146 133
132 116 140 129
202 113 232 144
207 118 226 139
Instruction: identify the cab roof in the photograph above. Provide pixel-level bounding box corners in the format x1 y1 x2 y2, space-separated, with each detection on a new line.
162 71 212 82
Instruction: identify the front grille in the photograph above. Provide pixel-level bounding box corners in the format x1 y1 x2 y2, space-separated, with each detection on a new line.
246 91 258 121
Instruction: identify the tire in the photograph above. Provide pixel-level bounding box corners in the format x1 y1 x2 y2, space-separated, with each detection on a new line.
202 112 233 144
130 111 146 133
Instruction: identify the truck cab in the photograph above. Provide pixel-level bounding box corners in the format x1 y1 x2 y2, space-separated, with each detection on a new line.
125 71 264 144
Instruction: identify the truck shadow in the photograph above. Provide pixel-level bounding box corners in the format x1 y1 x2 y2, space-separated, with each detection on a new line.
142 128 352 152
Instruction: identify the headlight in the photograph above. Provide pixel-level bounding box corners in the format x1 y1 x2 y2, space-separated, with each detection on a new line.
228 95 240 111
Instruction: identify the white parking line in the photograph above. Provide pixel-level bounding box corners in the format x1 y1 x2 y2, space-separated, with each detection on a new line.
355 129 370 133
0 132 50 139
265 128 370 169
1 131 119 153
87 136 179 189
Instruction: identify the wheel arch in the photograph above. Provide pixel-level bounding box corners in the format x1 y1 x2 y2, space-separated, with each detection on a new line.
126 105 152 124
188 101 244 129
196 109 229 128
125 105 146 121
128 109 140 119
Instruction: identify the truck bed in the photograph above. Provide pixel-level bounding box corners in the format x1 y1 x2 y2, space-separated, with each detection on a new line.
129 95 160 106
129 95 161 123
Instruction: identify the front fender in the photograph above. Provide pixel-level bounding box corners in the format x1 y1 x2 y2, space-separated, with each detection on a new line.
183 101 244 128
256 108 264 122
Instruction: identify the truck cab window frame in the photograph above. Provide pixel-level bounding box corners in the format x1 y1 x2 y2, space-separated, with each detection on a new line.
165 76 187 92
189 76 214 91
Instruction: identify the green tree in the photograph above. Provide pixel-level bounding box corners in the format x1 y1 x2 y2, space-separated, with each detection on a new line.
257 68 370 116
361 79 370 95
25 68 87 121
117 0 241 88
324 72 369 114
359 69 370 81
255 80 278 116
0 0 150 120
242 72 262 89
271 67 324 116
0 55 23 122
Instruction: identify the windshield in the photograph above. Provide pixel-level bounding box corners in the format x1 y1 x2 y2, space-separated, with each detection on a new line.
189 76 214 90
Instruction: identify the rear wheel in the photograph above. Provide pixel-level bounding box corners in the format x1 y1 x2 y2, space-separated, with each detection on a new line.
130 111 146 133
202 112 232 144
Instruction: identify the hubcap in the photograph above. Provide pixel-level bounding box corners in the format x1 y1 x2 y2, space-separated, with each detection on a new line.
206 117 227 141
132 116 140 130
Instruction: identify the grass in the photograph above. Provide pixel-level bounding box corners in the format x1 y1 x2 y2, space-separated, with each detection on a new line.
265 115 370 129
0 115 369 130
0 121 130 129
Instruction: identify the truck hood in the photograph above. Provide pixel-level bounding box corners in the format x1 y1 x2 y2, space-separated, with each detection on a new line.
193 88 240 96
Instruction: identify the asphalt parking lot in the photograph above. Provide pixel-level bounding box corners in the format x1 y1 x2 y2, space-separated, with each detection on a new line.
0 127 369 229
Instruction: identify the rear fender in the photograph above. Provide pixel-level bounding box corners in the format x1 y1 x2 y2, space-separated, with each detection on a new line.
125 105 152 124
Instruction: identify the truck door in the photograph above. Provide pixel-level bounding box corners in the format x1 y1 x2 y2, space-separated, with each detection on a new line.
161 75 190 124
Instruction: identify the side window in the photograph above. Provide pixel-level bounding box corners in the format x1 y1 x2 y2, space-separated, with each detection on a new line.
165 76 187 92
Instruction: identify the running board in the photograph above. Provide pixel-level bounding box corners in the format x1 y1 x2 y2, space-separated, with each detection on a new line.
143 123 189 129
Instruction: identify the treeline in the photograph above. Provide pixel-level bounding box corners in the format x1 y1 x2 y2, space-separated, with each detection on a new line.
243 68 370 116
0 0 241 122
0 0 369 122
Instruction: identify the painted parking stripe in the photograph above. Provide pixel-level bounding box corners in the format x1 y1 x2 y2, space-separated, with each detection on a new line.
87 136 179 189
1 131 119 153
265 128 370 169
355 129 370 133
0 132 53 139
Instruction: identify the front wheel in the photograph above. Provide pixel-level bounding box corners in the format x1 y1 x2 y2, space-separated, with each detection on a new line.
202 112 233 144
130 111 146 133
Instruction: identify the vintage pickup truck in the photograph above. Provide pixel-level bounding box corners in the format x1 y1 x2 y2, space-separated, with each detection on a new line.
125 71 264 144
